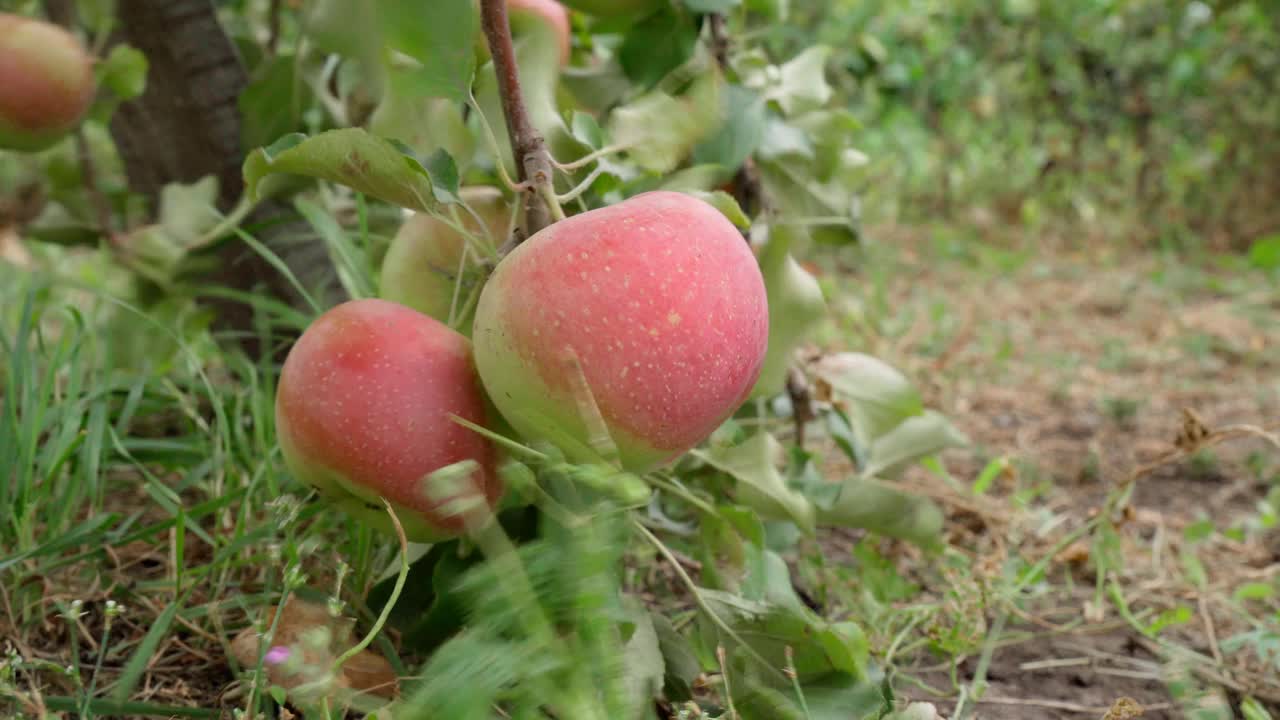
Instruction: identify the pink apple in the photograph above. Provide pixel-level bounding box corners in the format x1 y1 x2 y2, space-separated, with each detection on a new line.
0 13 96 152
275 299 502 540
473 191 769 472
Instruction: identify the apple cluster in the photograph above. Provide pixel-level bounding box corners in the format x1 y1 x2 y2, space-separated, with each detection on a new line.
276 190 769 540
275 2 773 540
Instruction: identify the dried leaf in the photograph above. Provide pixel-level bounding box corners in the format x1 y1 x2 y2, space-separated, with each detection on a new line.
229 595 399 702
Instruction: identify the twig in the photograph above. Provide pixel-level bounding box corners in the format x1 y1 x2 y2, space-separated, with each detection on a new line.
785 367 814 450
479 0 561 239
267 0 283 55
706 12 766 222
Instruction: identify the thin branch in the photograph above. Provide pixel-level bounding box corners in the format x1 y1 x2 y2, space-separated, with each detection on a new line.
785 367 814 450
267 0 283 55
479 0 560 240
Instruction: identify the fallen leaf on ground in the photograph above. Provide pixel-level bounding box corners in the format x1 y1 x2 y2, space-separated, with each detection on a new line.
230 594 399 702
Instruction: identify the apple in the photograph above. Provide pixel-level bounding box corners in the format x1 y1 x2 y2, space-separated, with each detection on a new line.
473 191 769 472
0 13 97 152
379 187 514 336
556 0 663 19
275 299 502 541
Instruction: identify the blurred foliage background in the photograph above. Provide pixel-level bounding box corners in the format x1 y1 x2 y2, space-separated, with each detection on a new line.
768 0 1280 251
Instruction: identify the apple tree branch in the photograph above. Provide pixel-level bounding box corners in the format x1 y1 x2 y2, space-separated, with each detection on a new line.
479 0 561 242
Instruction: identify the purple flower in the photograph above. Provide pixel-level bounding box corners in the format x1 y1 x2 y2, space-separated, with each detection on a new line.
264 645 291 666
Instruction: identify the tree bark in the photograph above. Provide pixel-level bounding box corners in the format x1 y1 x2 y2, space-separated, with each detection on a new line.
108 0 340 357
109 0 248 209
480 0 557 239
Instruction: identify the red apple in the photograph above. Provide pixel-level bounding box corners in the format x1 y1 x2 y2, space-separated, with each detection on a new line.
275 299 501 541
0 13 97 152
473 191 769 472
379 186 514 336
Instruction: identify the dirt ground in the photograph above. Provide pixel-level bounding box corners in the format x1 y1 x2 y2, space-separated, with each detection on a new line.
841 228 1280 717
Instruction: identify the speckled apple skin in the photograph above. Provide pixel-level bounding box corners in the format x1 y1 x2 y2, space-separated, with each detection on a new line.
275 299 501 540
473 191 769 472
0 14 96 152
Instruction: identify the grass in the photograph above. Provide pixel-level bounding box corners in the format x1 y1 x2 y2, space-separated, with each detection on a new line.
2 211 1279 719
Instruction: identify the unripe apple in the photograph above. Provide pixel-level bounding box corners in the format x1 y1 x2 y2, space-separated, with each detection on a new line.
473 191 769 472
275 299 502 541
557 0 663 18
379 187 514 336
0 14 97 152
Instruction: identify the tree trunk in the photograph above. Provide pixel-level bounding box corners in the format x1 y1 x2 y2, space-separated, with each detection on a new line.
109 0 247 209
108 0 341 357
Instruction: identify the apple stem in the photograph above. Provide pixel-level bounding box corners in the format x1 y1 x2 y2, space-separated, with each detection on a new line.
479 0 561 240
554 163 608 205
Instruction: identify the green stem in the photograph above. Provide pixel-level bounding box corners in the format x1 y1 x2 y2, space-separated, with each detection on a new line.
331 500 409 675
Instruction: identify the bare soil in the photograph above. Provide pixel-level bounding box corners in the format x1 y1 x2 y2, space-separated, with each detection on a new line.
845 228 1280 717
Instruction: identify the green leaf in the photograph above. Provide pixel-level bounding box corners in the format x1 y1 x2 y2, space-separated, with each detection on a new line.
690 190 751 228
694 84 768 172
812 353 924 447
422 148 462 203
1235 582 1276 601
98 44 148 100
243 128 445 211
813 475 944 549
1248 234 1280 271
116 177 225 286
370 93 475 167
865 410 968 480
239 55 299 153
681 0 742 12
696 589 868 683
771 45 833 116
698 432 817 535
652 611 702 701
303 0 382 63
380 0 479 102
745 0 788 20
571 111 605 149
608 69 724 174
562 60 634 115
751 224 827 399
620 596 665 710
618 8 699 89
157 176 222 247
